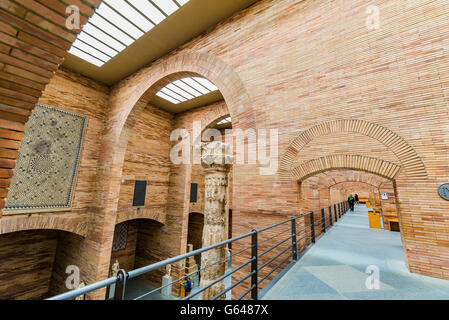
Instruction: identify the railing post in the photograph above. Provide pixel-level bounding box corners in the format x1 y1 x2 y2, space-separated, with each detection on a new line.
334 204 338 222
310 211 315 244
251 230 258 300
114 269 127 300
291 218 297 261
339 203 342 218
329 205 333 226
321 208 326 233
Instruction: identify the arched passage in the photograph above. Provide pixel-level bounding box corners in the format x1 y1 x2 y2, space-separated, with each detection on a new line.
298 167 403 263
0 228 85 299
187 212 204 265
82 51 255 297
280 119 427 181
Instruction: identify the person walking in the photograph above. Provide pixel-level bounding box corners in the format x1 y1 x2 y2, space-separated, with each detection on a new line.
348 194 355 212
355 194 359 204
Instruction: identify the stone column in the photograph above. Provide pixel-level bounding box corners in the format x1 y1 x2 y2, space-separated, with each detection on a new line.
199 141 232 300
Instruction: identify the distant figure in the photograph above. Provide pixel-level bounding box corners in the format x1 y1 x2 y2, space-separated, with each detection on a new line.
355 194 359 204
184 277 193 296
348 194 355 211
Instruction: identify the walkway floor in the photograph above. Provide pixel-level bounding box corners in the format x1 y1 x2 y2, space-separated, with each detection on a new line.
262 204 449 300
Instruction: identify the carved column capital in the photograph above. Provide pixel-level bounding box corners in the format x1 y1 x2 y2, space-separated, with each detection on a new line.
200 141 233 172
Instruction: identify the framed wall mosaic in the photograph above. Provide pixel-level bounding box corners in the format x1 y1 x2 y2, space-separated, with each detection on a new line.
4 104 88 214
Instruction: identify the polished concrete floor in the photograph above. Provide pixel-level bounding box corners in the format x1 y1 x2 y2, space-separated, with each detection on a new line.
262 204 449 300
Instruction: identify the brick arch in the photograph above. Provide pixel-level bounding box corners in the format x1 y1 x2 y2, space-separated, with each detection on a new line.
115 210 166 225
110 50 256 137
292 154 401 182
85 50 255 291
194 103 230 146
330 180 379 188
280 119 427 180
0 214 87 237
312 169 392 189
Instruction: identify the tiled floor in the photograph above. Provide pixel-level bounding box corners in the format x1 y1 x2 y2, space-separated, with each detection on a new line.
262 204 449 300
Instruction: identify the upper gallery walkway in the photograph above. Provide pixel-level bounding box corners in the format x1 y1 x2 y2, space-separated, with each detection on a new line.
262 204 449 300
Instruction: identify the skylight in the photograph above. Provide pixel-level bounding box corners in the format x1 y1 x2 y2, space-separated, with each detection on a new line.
217 117 231 125
155 77 219 104
68 0 190 67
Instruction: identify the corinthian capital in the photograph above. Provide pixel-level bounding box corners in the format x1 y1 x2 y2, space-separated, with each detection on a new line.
201 141 233 171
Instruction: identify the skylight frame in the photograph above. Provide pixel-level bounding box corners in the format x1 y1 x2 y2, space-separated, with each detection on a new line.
155 77 219 105
69 0 190 67
217 117 232 125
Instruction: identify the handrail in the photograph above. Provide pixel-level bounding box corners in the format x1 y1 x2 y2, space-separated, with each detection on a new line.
47 201 349 301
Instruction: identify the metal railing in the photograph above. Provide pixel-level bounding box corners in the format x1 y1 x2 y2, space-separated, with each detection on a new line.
48 201 349 301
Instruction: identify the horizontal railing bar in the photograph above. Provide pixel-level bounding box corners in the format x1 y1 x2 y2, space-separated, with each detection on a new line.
183 257 255 300
211 271 255 300
133 268 201 300
238 284 255 300
229 244 254 259
295 223 312 234
46 276 118 300
258 234 291 258
48 202 347 300
137 242 254 299
297 237 313 252
257 253 293 285
258 227 291 246
128 231 255 279
294 211 314 219
297 229 313 242
256 218 293 233
257 243 293 272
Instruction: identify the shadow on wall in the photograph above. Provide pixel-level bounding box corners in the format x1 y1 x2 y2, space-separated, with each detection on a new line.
0 229 84 299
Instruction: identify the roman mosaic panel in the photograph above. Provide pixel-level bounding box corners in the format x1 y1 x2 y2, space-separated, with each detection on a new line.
4 104 87 214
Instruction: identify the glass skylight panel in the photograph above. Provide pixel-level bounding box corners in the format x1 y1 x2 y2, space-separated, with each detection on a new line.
177 0 190 5
89 14 134 46
193 77 218 91
105 0 154 32
77 32 118 57
68 47 104 67
156 77 219 104
156 91 180 104
160 88 187 102
181 78 209 94
69 0 191 67
217 117 231 125
166 83 195 100
152 0 179 15
173 80 202 97
137 1 166 24
96 3 144 39
82 23 126 51
72 39 111 62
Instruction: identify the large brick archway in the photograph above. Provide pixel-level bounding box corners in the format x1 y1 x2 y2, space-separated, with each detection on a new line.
279 119 427 181
82 51 256 297
292 154 402 182
280 118 438 278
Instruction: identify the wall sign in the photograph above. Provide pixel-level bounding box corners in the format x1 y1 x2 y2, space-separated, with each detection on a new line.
438 184 449 201
381 192 388 200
